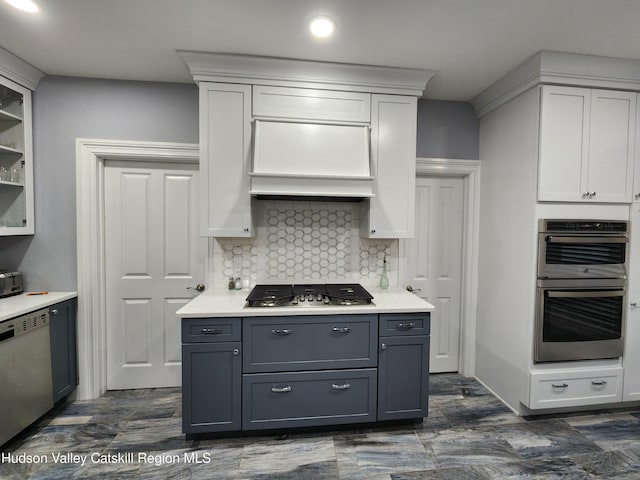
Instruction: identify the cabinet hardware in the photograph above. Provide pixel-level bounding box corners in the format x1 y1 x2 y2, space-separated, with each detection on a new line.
551 383 569 389
635 193 640 200
201 328 223 335
51 309 58 315
187 283 205 292
233 348 239 356
243 227 249 232
271 385 292 393
381 343 387 350
406 286 421 293
591 380 607 386
331 383 351 390
332 327 351 333
631 302 639 308
271 329 292 335
371 229 376 234
397 322 415 330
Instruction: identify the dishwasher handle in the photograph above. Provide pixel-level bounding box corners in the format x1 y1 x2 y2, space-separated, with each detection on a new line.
0 326 15 343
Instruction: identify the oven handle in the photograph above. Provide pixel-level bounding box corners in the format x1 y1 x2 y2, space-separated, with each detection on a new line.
545 235 627 244
547 290 624 298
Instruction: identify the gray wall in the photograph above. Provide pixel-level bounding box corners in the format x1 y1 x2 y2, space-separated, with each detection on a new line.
416 99 479 159
0 79 477 291
0 76 199 291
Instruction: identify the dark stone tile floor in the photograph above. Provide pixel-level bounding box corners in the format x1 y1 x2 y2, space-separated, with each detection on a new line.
1 373 639 479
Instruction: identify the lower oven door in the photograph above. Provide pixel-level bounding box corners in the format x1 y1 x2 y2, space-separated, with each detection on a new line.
534 280 625 363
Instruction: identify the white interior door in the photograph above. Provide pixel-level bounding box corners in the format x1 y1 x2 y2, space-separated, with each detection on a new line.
105 160 204 390
406 176 464 373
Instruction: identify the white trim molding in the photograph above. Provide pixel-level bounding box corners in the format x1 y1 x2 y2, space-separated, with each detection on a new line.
178 51 437 96
75 139 199 400
405 157 481 377
0 46 45 90
472 50 640 117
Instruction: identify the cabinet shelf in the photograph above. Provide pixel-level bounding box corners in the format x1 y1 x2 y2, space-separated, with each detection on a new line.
0 108 22 125
0 144 23 156
0 180 24 188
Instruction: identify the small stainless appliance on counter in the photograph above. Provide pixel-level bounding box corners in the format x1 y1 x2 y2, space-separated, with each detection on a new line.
0 270 24 297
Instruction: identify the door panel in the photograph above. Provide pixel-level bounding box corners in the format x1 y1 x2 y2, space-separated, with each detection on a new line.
105 161 203 389
406 176 463 372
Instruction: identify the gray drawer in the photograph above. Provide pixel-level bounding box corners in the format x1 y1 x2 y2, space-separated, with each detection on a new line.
242 369 377 430
379 313 430 337
243 315 377 373
182 318 241 343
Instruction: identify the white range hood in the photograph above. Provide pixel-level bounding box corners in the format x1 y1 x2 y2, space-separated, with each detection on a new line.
249 120 374 199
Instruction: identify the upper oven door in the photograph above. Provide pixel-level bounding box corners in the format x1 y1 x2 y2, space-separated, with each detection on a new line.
538 234 627 279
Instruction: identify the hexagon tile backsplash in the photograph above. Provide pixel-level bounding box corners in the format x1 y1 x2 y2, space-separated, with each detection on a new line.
210 201 398 288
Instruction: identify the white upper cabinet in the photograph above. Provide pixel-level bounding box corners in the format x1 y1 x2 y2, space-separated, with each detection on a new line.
634 93 640 203
199 82 253 237
0 75 33 235
538 85 636 203
361 94 417 238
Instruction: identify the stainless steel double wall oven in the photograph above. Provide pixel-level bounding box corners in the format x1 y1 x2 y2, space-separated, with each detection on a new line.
535 219 628 363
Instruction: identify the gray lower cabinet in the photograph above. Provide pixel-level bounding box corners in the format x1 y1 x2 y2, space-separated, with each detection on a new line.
242 369 377 430
181 312 430 435
378 313 430 421
49 298 78 402
182 318 242 433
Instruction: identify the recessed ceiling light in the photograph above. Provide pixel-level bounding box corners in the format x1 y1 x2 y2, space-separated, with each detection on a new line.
4 0 38 13
309 16 335 38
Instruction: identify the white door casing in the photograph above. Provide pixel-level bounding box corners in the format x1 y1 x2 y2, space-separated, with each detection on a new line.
400 158 480 377
104 161 203 389
76 139 200 400
406 176 464 372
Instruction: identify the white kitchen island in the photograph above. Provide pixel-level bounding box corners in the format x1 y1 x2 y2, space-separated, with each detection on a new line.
177 287 434 436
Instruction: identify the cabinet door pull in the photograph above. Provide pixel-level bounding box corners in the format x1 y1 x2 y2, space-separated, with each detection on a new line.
397 322 415 330
381 343 387 350
271 385 292 393
201 327 223 335
233 348 239 356
271 329 292 335
552 383 569 389
331 383 351 390
51 309 58 315
591 380 608 386
332 327 351 333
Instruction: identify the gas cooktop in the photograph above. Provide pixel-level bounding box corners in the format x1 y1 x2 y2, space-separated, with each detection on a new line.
245 283 374 308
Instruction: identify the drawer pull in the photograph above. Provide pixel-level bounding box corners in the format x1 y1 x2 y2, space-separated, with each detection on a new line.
331 383 351 391
397 322 415 330
271 385 292 393
200 328 223 335
591 380 608 386
332 327 351 334
552 383 569 389
271 329 292 336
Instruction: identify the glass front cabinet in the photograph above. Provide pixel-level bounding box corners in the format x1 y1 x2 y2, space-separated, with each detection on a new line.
0 75 33 235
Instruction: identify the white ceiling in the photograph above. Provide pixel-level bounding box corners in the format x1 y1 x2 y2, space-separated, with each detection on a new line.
1 0 640 101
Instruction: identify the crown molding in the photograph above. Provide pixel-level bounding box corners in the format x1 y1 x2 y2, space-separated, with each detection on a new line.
178 51 436 97
0 46 44 90
472 51 640 117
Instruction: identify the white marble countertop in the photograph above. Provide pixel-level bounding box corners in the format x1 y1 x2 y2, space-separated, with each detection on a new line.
0 292 77 322
177 287 434 318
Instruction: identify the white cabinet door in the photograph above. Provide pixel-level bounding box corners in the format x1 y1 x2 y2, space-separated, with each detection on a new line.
633 93 640 203
0 75 34 235
538 86 636 203
200 83 253 237
624 203 640 401
538 85 590 202
587 89 635 203
361 94 417 238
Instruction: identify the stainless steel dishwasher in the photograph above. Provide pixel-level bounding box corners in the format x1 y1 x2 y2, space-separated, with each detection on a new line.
0 308 53 446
